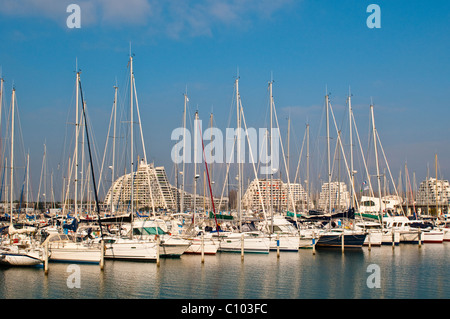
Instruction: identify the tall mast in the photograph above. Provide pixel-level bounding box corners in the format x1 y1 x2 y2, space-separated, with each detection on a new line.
75 71 80 217
193 111 199 223
370 102 383 216
10 88 15 219
306 123 310 212
269 79 274 233
435 153 438 216
236 76 242 232
111 85 118 213
26 153 29 212
180 92 187 214
129 54 134 221
0 77 3 151
348 90 355 209
210 112 214 211
325 93 331 215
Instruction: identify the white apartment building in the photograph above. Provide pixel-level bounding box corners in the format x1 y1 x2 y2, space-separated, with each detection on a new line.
318 182 350 211
416 178 450 207
104 159 227 212
242 178 310 211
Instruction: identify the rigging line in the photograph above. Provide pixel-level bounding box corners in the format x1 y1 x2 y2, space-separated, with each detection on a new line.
293 125 306 187
240 100 269 229
96 90 115 197
78 77 104 238
272 99 297 217
197 117 219 232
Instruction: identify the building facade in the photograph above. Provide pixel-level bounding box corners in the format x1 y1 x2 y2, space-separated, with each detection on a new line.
416 178 450 207
104 159 228 212
242 178 310 211
318 182 350 211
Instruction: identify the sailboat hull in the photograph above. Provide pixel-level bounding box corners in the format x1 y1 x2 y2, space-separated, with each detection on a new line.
316 232 367 248
0 250 43 267
269 235 299 252
217 234 270 254
105 240 157 261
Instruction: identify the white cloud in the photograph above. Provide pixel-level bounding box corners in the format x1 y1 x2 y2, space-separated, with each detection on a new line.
0 0 295 36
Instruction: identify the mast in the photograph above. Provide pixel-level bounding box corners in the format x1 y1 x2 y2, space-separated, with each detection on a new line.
75 71 80 217
348 90 355 209
129 54 134 224
111 85 118 213
10 88 15 220
306 123 310 212
180 92 188 214
325 93 331 215
193 111 199 223
426 163 430 215
26 153 29 212
269 79 274 233
370 102 383 217
236 76 242 232
435 153 438 216
210 112 214 211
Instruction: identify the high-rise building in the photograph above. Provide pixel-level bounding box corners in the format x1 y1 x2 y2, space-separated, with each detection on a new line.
242 178 310 211
104 159 228 212
318 182 350 211
416 178 450 207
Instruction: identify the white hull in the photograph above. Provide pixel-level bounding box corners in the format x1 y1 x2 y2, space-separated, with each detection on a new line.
217 233 270 254
381 230 401 245
159 236 191 257
364 231 383 246
48 243 101 264
269 235 299 252
443 228 450 242
104 239 157 261
49 248 101 264
399 230 420 243
184 238 219 255
299 237 315 249
298 229 320 249
422 230 444 243
0 249 44 267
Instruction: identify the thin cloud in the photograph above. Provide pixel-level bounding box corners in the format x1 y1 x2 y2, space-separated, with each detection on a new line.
0 0 295 36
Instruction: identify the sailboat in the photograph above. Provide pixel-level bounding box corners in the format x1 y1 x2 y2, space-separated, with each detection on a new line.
98 54 163 261
176 94 219 255
0 86 46 267
315 92 366 249
43 69 102 264
216 76 270 254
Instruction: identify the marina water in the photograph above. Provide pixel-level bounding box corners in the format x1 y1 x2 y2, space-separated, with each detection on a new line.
1 244 449 299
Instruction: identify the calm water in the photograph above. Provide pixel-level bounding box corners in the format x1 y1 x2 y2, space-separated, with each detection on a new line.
1 243 449 299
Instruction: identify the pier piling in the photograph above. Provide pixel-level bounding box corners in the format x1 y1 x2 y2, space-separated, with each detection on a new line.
312 237 316 255
44 241 49 275
201 233 205 263
418 231 422 248
392 230 395 249
156 236 160 267
100 239 105 270
241 233 244 261
277 234 280 258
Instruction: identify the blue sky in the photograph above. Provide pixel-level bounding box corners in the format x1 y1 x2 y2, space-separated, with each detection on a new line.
0 0 449 202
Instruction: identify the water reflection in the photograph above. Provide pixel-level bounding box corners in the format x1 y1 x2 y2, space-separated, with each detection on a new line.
0 244 449 298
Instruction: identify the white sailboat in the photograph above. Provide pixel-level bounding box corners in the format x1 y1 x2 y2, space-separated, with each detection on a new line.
100 54 160 261
315 92 366 248
216 76 270 254
0 87 46 267
42 70 103 264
